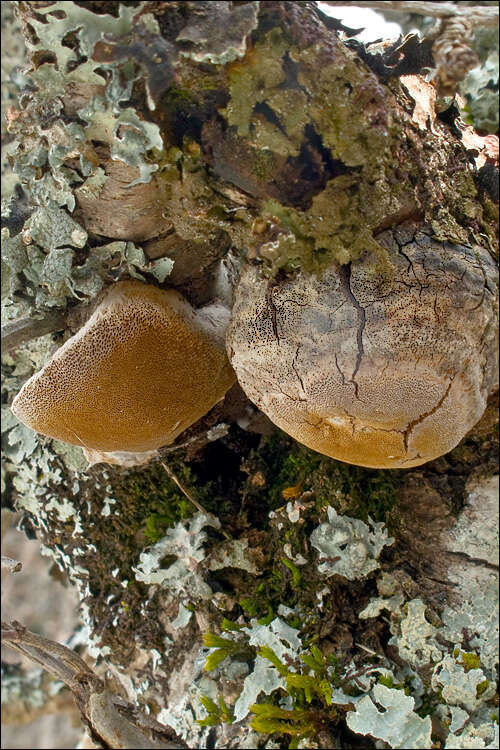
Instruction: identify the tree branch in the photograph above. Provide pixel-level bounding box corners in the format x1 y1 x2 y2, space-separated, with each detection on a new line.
1 312 66 352
1 621 187 749
320 2 499 28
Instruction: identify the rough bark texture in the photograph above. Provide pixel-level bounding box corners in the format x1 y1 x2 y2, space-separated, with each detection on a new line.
1 2 498 749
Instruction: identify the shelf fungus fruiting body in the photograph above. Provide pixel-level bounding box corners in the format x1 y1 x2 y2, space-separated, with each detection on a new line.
11 281 236 465
227 228 498 469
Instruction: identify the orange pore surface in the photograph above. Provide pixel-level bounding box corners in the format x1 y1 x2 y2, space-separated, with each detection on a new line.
12 281 236 453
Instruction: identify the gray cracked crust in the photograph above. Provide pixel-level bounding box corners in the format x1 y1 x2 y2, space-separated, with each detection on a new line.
227 225 498 468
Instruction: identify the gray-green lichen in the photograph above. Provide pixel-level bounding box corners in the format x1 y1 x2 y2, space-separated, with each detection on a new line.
432 651 496 714
234 618 302 721
23 2 142 73
2 220 173 315
346 683 432 749
461 27 499 133
134 512 221 600
461 52 499 134
2 0 173 333
444 721 498 749
389 599 443 669
310 505 394 580
78 99 163 185
169 470 498 748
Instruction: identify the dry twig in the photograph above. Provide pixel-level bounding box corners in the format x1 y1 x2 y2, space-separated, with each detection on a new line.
161 462 210 516
1 311 66 351
160 461 231 539
1 621 187 749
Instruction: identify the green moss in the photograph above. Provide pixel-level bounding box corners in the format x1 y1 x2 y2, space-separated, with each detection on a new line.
200 627 342 745
476 679 490 696
166 86 196 104
457 650 482 672
119 460 197 539
238 566 285 621
418 688 444 718
239 597 261 617
246 433 401 526
481 195 499 225
220 433 401 631
144 509 188 543
378 674 395 689
198 694 235 726
250 704 318 743
281 557 302 587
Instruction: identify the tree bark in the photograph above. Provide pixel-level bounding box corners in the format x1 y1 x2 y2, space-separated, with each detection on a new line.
2 2 498 749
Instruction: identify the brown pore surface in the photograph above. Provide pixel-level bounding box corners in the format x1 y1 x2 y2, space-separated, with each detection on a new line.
227 226 499 469
11 281 236 453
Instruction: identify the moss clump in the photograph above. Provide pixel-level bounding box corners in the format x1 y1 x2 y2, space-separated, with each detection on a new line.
200 627 346 748
113 461 196 540
243 432 401 527
454 649 482 672
122 452 241 538
476 680 491 697
62 451 240 662
125 464 194 543
240 572 284 621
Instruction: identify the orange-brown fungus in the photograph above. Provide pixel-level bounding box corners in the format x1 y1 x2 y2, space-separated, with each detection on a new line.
12 281 236 456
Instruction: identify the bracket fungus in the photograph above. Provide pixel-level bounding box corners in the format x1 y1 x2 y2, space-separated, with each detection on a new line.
227 228 499 469
11 280 235 465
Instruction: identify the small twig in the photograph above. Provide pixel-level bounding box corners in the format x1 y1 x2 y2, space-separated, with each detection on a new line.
160 462 209 516
1 555 22 573
160 461 231 539
1 311 66 351
320 1 498 28
2 621 95 683
355 642 384 658
161 433 207 454
161 422 230 455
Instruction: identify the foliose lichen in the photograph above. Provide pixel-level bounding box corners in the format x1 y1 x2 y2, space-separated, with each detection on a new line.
134 511 222 600
346 682 432 749
310 506 394 581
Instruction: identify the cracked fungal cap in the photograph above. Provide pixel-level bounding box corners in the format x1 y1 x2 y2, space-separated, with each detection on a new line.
12 280 236 465
227 226 498 469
